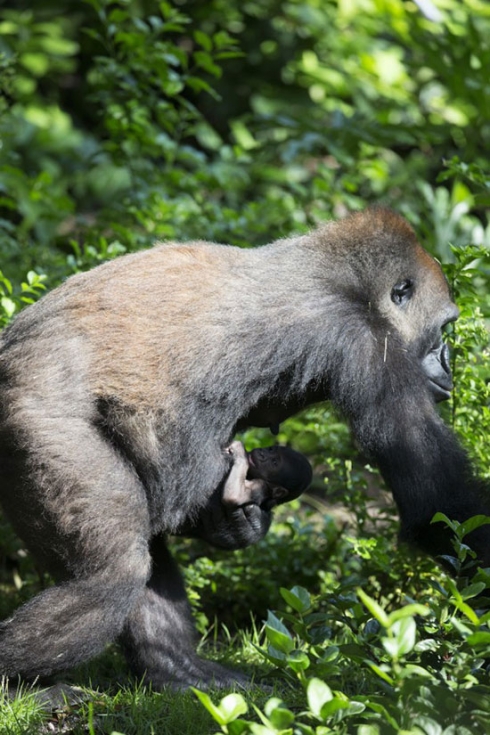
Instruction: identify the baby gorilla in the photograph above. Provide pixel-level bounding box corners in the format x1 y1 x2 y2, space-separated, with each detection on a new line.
178 441 312 549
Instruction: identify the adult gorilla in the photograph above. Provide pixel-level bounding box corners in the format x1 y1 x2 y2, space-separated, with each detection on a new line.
0 208 488 689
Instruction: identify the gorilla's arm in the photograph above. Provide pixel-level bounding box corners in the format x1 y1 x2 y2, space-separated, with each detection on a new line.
376 402 490 563
333 328 490 565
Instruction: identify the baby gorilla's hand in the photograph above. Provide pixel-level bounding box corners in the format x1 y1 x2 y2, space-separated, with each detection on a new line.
225 440 247 461
223 440 249 487
212 503 272 550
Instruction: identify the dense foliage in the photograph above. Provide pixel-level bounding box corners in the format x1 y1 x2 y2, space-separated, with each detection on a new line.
1 0 490 733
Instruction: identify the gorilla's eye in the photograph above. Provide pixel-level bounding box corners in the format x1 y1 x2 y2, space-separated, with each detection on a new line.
391 279 414 307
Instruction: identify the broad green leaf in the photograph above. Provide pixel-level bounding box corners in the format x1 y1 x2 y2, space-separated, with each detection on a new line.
307 678 333 717
358 726 381 735
264 698 295 729
280 586 311 613
265 611 294 654
364 660 394 685
1 297 16 318
451 598 480 624
460 515 490 537
227 720 251 735
345 701 366 715
431 512 458 532
192 689 227 725
219 693 249 721
398 664 435 679
364 700 399 729
266 610 290 634
466 631 490 647
392 617 416 657
286 650 310 672
413 715 443 735
194 29 212 51
192 691 247 725
460 582 486 600
320 698 349 719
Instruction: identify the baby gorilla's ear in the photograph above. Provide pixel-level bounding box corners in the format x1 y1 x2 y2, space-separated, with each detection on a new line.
258 485 289 512
270 486 289 502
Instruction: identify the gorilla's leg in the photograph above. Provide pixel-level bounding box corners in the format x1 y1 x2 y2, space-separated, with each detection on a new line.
120 535 248 689
0 569 150 678
0 417 151 679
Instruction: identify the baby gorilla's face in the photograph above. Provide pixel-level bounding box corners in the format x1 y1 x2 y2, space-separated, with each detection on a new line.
247 446 312 501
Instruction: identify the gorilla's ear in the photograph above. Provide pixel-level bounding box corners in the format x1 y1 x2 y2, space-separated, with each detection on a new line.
271 486 289 501
391 278 414 306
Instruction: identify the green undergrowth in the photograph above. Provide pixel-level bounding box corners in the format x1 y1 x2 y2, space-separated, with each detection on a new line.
3 510 490 735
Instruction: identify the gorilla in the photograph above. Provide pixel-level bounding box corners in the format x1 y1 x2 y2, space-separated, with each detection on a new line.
177 441 313 549
0 208 488 689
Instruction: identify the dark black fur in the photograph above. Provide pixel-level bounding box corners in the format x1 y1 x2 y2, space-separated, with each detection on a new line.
0 208 488 689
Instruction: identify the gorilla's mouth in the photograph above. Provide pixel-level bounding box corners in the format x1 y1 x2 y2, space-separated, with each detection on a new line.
429 377 452 403
423 342 453 402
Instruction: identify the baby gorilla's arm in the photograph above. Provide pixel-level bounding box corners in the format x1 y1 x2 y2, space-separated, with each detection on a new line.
221 440 268 506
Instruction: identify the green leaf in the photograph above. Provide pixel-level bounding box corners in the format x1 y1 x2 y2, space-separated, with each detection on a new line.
0 273 12 294
466 631 490 647
460 515 490 537
265 611 294 654
192 689 227 726
193 51 221 77
227 720 250 735
286 650 310 673
357 588 389 627
264 698 295 729
413 716 443 735
320 699 349 719
364 700 399 729
218 694 249 722
345 701 366 716
1 296 16 318
391 617 417 657
320 646 339 663
363 660 394 685
446 582 481 624
213 30 238 49
192 690 248 725
398 664 435 679
460 582 486 600
280 586 311 613
194 30 212 51
431 512 458 532
387 604 429 625
307 678 333 718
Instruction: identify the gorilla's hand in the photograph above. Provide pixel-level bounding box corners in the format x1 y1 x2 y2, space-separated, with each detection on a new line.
206 501 272 550
174 499 272 550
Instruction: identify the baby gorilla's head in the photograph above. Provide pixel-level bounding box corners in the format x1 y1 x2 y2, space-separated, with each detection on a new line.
247 446 312 503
